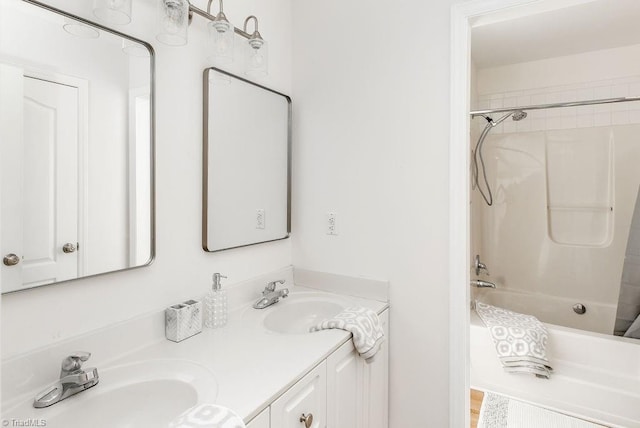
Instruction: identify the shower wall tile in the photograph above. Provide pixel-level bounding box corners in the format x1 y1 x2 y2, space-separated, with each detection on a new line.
612 111 630 125
531 94 546 106
629 82 640 96
630 110 640 123
477 75 640 134
503 96 517 108
594 112 611 127
489 98 503 109
560 116 577 129
576 114 594 128
517 95 531 107
612 84 629 98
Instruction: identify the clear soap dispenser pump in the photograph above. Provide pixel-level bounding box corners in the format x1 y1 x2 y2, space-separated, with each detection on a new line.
204 273 228 328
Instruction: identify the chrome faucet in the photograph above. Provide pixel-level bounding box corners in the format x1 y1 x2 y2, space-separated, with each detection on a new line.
253 279 289 309
470 279 496 288
33 352 99 408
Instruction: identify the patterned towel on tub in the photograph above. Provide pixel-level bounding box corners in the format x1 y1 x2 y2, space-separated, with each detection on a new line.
309 306 385 362
475 301 553 379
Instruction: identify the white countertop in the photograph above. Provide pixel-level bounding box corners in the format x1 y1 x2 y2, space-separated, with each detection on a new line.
2 283 389 425
114 286 388 422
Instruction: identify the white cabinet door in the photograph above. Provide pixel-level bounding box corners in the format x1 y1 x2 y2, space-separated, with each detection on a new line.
327 340 363 428
271 361 327 428
363 309 389 428
246 407 270 428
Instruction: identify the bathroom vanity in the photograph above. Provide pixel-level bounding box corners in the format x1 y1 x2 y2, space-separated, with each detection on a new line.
248 309 389 428
1 269 390 428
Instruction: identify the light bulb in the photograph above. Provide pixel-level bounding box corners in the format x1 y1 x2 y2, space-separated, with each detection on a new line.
216 40 229 54
163 16 180 34
250 50 264 67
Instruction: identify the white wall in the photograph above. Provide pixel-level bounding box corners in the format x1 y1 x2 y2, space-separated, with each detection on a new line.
1 0 293 357
291 0 456 426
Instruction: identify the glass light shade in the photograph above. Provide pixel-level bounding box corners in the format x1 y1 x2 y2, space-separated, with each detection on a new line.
208 20 235 64
244 39 268 78
93 0 132 25
63 17 100 39
156 0 189 46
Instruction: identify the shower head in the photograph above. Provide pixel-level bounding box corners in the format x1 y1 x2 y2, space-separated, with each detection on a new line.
479 110 528 127
511 110 527 121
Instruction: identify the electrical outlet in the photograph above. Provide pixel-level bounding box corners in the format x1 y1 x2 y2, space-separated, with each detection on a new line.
326 212 337 235
256 209 265 229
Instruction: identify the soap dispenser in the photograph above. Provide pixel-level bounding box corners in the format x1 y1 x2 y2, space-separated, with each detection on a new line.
204 273 228 328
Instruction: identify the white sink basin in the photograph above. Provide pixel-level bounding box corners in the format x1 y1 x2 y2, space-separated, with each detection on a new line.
4 359 218 428
243 291 353 334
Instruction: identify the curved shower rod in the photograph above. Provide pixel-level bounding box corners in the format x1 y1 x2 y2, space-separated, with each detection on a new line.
470 95 640 117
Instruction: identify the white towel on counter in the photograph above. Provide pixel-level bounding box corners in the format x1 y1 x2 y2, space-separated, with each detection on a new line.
309 306 385 362
170 404 246 428
475 301 553 379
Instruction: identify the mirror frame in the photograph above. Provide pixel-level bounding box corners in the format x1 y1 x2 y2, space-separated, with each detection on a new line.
2 0 156 294
202 67 291 252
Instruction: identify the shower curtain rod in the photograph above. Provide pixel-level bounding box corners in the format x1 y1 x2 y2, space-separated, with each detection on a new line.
470 95 640 117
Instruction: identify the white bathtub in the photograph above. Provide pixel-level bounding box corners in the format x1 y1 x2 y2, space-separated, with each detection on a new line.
470 311 640 427
475 287 618 335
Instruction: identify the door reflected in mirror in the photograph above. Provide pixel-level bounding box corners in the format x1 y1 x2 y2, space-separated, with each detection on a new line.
203 68 291 252
0 1 154 293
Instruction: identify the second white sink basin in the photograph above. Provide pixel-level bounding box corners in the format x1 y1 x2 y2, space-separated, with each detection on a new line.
243 291 354 334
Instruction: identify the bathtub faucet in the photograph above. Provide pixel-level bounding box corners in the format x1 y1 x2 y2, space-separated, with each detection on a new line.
470 279 496 288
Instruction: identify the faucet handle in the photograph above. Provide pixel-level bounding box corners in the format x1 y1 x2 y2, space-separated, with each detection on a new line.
265 279 285 293
61 352 91 376
474 255 490 276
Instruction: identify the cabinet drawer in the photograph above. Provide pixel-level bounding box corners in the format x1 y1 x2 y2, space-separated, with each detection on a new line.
271 361 327 428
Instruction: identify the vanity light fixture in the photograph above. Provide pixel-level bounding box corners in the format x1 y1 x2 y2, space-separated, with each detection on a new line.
243 16 268 77
156 0 269 77
207 0 234 64
93 0 132 25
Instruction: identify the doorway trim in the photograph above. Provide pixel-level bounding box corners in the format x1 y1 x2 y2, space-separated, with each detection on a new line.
448 0 597 426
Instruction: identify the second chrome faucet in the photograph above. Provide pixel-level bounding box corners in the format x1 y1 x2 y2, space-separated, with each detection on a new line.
253 279 289 309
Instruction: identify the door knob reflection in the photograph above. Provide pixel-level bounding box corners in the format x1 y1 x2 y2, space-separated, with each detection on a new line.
3 253 20 266
62 243 77 253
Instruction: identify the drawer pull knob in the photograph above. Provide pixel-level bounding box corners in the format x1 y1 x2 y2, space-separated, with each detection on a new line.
299 413 313 427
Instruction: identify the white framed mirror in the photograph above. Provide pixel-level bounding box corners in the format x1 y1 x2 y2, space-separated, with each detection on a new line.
203 67 291 252
0 0 155 293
